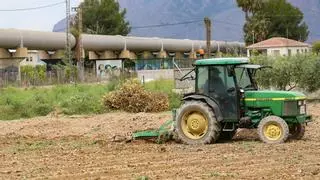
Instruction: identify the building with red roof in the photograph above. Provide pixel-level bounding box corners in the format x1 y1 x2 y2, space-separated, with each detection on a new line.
246 37 311 57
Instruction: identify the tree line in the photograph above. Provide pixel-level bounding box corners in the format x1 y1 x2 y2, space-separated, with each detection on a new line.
251 54 320 92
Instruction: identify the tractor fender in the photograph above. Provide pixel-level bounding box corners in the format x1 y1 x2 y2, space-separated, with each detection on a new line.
183 94 223 122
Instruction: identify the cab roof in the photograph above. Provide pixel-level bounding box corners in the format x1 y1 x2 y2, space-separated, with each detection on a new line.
195 57 249 66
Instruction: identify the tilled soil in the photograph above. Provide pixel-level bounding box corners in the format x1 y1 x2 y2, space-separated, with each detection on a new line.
0 104 319 179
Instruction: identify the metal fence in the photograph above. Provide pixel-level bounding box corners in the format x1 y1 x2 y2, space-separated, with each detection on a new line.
0 58 194 88
0 69 135 88
135 58 194 70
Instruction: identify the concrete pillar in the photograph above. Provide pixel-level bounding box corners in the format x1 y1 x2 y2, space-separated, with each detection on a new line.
89 51 99 60
129 52 137 60
100 50 116 59
189 51 197 59
175 52 184 59
51 50 65 59
0 48 11 58
38 50 50 60
13 47 28 58
119 50 131 59
141 51 153 59
157 50 168 59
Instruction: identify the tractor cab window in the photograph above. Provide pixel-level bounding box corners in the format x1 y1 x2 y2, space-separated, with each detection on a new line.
235 67 254 90
197 66 236 96
197 66 208 94
208 66 234 97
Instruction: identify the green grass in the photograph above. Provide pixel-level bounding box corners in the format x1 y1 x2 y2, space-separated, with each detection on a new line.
0 83 115 120
144 79 182 110
0 79 182 120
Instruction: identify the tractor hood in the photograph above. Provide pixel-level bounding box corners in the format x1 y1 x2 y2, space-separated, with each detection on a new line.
245 90 306 101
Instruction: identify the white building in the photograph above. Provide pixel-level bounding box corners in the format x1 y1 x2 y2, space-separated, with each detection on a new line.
19 50 40 66
246 37 311 57
19 50 47 66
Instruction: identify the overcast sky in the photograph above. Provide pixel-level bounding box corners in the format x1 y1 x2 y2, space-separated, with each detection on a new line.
0 0 81 31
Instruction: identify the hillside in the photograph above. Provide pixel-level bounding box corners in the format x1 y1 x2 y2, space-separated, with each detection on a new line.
53 0 320 42
118 0 320 42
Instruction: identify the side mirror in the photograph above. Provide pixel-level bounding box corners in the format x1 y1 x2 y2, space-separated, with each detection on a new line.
227 87 236 93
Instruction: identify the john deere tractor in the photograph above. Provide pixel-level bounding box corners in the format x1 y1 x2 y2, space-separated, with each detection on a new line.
174 57 311 144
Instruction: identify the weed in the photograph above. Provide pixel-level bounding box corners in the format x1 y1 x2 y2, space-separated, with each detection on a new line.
209 171 238 178
12 140 56 152
136 176 149 180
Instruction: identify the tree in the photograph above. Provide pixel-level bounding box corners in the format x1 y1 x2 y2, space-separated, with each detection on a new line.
237 0 309 45
312 41 320 55
236 0 264 20
251 55 320 92
80 0 131 35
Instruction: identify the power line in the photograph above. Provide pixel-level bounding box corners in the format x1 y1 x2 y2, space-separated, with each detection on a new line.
0 1 64 12
131 19 202 29
213 19 243 27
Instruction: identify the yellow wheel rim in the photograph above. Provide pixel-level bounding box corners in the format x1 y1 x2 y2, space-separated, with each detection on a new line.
263 122 282 141
181 112 208 139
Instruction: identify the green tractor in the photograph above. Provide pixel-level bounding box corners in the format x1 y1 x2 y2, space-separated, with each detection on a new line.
174 57 311 144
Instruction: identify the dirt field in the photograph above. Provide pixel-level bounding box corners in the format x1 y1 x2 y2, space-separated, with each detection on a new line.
0 104 319 180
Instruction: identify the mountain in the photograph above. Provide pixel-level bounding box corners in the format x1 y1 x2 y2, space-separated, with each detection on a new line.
118 0 320 42
53 0 320 42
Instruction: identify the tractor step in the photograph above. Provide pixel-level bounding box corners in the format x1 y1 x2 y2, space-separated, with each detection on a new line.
222 122 235 132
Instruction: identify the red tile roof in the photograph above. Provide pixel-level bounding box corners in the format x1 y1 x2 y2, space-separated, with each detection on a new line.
247 37 310 49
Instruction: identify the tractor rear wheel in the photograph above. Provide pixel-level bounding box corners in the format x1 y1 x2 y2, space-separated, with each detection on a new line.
175 101 220 145
289 123 305 140
258 116 289 144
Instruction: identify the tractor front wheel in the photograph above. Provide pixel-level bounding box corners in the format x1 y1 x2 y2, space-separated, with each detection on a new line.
175 101 220 145
289 123 305 140
258 116 289 144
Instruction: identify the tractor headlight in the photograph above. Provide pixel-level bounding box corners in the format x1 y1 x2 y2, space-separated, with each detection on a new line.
298 100 306 114
299 105 306 114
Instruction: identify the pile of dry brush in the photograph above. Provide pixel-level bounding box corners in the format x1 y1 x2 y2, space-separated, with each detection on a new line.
102 79 169 113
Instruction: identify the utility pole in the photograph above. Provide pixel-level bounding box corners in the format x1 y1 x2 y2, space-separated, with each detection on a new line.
78 6 84 82
72 4 84 82
65 0 71 65
204 17 211 58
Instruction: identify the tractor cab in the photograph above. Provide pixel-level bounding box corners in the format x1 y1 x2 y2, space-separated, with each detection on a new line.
174 57 311 145
195 58 255 121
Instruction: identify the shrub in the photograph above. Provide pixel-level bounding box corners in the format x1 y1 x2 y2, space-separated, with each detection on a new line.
102 79 169 113
312 41 320 55
21 65 47 85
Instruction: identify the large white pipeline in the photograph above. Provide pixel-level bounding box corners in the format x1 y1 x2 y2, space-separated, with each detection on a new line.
0 29 244 52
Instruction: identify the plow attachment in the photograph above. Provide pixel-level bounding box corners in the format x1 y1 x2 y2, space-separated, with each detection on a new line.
132 119 174 143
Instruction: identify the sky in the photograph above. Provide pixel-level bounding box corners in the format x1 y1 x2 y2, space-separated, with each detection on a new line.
0 0 82 32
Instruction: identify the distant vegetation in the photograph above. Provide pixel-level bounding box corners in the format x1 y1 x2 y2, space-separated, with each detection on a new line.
312 41 320 55
250 54 320 92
